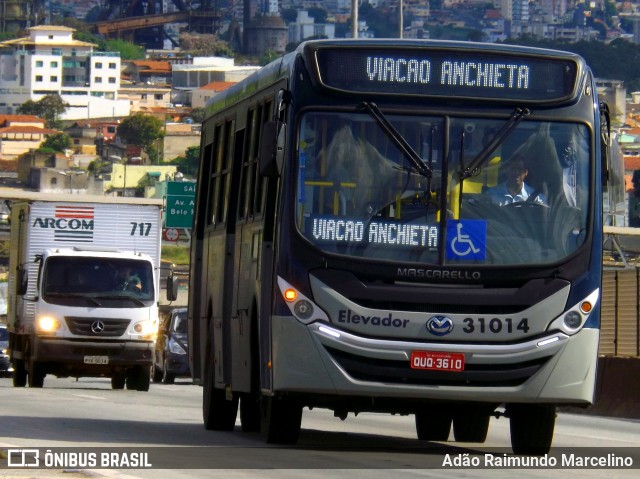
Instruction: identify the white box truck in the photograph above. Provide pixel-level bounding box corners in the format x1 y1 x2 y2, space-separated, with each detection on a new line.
6 196 163 391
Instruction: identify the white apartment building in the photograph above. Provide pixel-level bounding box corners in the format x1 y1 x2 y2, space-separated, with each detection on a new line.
0 26 130 120
288 11 336 44
171 57 259 106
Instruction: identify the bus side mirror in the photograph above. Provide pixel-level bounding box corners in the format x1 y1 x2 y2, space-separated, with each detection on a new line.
259 120 285 177
166 272 178 302
17 266 28 296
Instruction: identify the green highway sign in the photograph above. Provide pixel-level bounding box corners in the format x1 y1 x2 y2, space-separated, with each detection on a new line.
167 181 196 196
165 181 196 228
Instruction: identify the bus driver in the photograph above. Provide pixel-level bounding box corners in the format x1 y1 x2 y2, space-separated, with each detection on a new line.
485 157 546 206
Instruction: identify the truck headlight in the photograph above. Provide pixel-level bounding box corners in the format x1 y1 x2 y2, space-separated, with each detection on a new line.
37 316 61 333
130 319 158 338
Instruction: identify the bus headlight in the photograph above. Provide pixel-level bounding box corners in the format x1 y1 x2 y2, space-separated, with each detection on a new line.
277 276 329 325
293 300 314 320
547 289 599 335
563 311 582 329
37 316 61 333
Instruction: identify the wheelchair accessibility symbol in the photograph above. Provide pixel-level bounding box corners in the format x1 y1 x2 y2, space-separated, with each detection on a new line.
446 220 486 260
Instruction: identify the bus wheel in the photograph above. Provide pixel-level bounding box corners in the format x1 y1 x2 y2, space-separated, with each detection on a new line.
415 410 452 441
453 408 490 443
240 393 261 432
12 359 27 387
509 404 556 455
260 395 302 444
28 361 45 388
203 348 238 430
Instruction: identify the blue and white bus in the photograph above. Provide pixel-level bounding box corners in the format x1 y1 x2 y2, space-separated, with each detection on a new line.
185 39 613 454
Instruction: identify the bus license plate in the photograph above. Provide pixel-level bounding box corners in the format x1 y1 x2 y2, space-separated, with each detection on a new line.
84 356 108 365
410 351 464 372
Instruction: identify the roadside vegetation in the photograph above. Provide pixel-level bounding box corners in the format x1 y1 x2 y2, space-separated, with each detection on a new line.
161 245 190 265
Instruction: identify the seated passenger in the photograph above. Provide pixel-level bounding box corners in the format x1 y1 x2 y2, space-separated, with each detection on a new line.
485 158 546 206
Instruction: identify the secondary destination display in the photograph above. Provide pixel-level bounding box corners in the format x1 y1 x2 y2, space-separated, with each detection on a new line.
313 47 578 101
310 216 439 248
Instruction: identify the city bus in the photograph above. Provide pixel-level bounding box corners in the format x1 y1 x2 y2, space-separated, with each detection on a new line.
185 39 613 454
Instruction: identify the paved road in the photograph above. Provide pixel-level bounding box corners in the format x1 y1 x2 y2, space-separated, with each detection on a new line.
0 376 639 479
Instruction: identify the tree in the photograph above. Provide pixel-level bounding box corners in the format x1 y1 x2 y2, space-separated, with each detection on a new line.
117 113 165 164
40 133 72 153
17 94 68 129
308 7 328 24
190 107 206 123
501 37 640 91
359 4 400 38
169 146 200 178
178 33 234 57
281 7 298 23
260 50 279 66
104 39 145 60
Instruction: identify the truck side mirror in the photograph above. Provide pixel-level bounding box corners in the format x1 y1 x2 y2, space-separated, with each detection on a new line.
166 272 178 302
17 266 28 296
259 120 285 177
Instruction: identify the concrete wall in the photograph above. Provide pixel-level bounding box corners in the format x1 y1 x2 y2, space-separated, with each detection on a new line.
565 357 640 419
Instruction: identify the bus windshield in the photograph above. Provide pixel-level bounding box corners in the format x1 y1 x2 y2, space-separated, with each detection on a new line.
295 111 590 266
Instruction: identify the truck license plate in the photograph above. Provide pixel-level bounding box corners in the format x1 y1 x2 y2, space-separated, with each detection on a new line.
84 355 109 365
410 351 464 372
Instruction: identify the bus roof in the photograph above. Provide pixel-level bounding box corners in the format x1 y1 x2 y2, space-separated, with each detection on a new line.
204 39 589 119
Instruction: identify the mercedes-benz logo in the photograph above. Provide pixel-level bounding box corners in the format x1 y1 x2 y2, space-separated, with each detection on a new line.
91 320 105 334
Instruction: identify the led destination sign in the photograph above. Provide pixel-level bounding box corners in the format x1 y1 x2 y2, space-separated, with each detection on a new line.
310 216 439 248
314 48 579 101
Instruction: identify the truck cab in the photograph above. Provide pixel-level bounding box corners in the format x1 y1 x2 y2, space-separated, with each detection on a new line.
11 248 159 390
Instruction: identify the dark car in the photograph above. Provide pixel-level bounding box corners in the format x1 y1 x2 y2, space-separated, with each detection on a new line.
152 308 189 384
0 324 13 377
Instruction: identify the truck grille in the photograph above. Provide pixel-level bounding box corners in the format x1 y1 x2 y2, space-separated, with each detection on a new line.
65 317 130 337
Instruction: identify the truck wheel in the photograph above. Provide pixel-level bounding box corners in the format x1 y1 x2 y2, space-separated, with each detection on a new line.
260 395 302 444
28 362 45 388
151 363 162 383
12 360 27 387
111 373 126 390
126 366 151 391
509 404 556 455
203 346 238 430
415 410 452 441
161 360 175 384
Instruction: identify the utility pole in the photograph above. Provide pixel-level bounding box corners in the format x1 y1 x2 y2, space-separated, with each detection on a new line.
399 0 403 38
352 0 358 38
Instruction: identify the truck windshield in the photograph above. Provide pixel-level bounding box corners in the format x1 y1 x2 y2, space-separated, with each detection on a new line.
42 257 154 303
295 111 590 266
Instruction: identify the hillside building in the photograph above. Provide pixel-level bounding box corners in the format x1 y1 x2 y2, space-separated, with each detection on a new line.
0 25 129 120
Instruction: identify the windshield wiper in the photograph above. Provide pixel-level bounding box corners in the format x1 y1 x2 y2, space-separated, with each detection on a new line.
44 292 101 307
361 101 432 180
459 107 530 180
93 294 146 307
